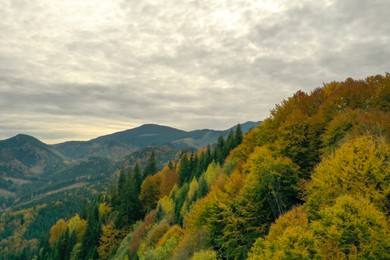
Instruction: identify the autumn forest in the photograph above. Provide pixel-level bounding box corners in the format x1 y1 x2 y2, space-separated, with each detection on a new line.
1 74 389 259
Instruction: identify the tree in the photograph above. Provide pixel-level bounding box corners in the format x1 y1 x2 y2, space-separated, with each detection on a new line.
49 219 67 246
312 196 390 259
178 153 191 185
196 176 208 200
67 214 87 242
306 135 390 216
234 123 243 147
115 173 142 228
98 224 128 260
216 147 299 259
248 207 315 260
80 204 101 259
172 229 212 260
144 151 158 177
140 175 161 212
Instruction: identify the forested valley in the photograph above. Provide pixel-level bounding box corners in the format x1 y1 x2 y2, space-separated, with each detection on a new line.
2 74 389 259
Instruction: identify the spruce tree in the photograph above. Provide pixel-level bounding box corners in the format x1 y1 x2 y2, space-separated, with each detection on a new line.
178 153 190 185
80 204 101 259
235 123 243 146
144 151 158 177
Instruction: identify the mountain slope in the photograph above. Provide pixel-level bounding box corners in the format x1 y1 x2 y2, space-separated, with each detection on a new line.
0 134 64 177
53 122 261 160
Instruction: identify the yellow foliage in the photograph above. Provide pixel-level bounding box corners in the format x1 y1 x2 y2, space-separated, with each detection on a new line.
312 195 390 259
187 178 198 201
307 135 390 213
157 225 185 248
157 196 175 224
98 223 128 260
191 249 217 260
99 202 112 218
248 207 315 260
49 219 67 246
204 162 222 187
67 214 87 242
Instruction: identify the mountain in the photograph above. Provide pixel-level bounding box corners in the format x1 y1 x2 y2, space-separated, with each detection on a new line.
53 122 261 160
0 134 64 178
0 121 261 209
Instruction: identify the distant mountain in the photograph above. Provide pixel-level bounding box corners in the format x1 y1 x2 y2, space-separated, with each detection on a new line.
0 134 64 178
0 121 261 209
0 120 262 258
53 122 261 160
92 124 188 146
51 140 134 160
229 121 260 133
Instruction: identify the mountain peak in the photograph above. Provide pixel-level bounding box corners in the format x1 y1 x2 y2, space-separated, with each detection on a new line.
3 134 45 146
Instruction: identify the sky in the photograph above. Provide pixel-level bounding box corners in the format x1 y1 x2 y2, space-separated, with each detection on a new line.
0 0 389 144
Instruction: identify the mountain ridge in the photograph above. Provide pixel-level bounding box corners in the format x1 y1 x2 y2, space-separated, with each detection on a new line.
0 121 261 209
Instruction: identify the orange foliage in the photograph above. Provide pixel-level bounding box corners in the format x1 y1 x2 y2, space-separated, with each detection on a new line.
48 219 67 246
159 166 179 197
129 210 157 257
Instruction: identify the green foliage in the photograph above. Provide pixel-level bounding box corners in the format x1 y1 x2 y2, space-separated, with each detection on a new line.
80 204 101 259
210 147 299 259
144 151 158 177
155 196 175 224
137 222 170 258
26 75 390 260
114 169 143 228
172 229 212 260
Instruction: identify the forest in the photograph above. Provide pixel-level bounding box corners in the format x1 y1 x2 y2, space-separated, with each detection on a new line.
1 74 389 259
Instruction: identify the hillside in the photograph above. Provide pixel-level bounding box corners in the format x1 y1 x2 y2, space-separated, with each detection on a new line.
0 134 64 177
53 122 260 160
24 74 389 260
0 122 258 259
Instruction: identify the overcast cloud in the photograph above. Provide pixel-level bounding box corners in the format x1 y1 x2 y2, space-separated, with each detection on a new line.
0 0 389 143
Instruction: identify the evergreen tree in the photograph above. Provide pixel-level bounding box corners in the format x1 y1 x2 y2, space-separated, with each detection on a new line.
112 170 126 210
168 160 174 170
226 130 235 154
80 204 101 259
206 144 212 165
178 153 190 185
115 173 142 228
196 175 209 200
133 163 143 194
144 151 158 177
174 183 189 225
189 151 198 180
235 123 243 146
214 136 225 165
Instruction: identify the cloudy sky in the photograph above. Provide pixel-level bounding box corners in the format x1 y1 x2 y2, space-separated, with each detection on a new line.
0 0 389 143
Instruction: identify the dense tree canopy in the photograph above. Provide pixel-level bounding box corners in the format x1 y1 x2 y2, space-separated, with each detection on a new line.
26 74 390 260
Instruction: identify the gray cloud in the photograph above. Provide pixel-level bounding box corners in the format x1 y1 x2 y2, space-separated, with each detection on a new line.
0 0 389 143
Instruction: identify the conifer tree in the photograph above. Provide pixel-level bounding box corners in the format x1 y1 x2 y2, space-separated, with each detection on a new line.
80 204 101 259
235 123 243 146
178 153 190 185
144 151 158 177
